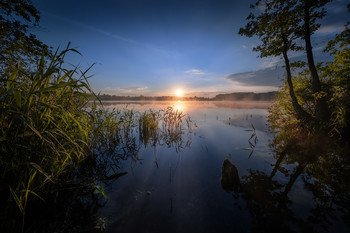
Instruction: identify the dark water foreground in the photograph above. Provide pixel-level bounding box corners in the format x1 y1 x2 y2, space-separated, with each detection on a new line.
3 101 350 233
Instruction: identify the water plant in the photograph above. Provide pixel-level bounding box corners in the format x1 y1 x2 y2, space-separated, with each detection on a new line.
139 109 160 146
244 123 258 158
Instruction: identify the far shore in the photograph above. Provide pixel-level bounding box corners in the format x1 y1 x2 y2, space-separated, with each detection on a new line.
94 100 273 109
96 91 276 102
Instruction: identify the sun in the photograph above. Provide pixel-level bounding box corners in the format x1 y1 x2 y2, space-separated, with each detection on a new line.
175 89 183 97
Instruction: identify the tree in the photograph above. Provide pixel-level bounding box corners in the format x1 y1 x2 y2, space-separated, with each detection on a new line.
0 0 48 77
294 0 332 122
322 6 350 137
239 0 313 124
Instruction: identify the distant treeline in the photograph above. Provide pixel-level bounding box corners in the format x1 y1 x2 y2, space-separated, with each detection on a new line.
97 92 276 101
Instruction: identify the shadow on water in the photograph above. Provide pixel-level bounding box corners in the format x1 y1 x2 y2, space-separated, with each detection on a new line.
221 130 350 233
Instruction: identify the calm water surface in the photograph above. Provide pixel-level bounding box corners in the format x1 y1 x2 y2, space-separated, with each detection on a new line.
96 101 350 233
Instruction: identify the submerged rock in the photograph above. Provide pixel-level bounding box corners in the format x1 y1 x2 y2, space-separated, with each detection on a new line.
221 159 240 192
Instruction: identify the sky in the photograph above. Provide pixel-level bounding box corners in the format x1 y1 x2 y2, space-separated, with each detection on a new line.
34 0 349 97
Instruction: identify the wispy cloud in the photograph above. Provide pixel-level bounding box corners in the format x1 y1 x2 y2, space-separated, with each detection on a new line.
185 69 205 75
260 57 282 68
43 12 140 44
226 67 285 87
42 11 168 54
103 86 149 95
119 86 148 92
316 24 345 34
328 0 348 14
184 91 227 98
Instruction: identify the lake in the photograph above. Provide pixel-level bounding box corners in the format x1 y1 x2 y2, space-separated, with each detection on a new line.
92 101 349 233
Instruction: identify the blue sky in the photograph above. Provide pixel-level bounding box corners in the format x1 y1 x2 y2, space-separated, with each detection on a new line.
34 0 349 97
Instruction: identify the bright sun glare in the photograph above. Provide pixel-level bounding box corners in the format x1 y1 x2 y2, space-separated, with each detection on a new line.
175 89 183 97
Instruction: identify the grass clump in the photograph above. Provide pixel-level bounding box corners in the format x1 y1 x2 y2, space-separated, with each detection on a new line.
139 109 160 146
138 107 193 150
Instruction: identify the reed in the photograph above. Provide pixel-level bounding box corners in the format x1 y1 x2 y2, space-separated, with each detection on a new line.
0 45 97 231
0 45 193 232
139 109 160 146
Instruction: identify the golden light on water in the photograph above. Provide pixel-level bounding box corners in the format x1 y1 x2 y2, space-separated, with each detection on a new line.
175 100 184 111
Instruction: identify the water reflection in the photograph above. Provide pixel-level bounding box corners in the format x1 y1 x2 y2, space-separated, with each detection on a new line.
224 114 268 132
175 100 184 112
221 130 350 232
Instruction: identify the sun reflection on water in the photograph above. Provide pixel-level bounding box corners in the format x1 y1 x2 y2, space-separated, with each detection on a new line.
175 100 184 112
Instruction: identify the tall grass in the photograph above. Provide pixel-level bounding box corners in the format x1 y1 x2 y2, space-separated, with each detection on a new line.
0 46 96 231
0 46 193 232
139 109 160 147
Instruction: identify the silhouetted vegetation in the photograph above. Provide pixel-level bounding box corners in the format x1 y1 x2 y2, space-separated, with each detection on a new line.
240 0 350 138
0 0 49 77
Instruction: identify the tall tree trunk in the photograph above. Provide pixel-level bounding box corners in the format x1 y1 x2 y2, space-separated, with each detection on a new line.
303 1 330 122
281 38 312 124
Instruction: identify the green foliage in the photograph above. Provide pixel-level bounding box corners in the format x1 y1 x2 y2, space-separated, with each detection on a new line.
0 46 96 232
240 0 314 125
322 23 350 136
274 14 350 136
239 0 302 58
0 0 49 76
268 86 300 132
242 0 349 136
